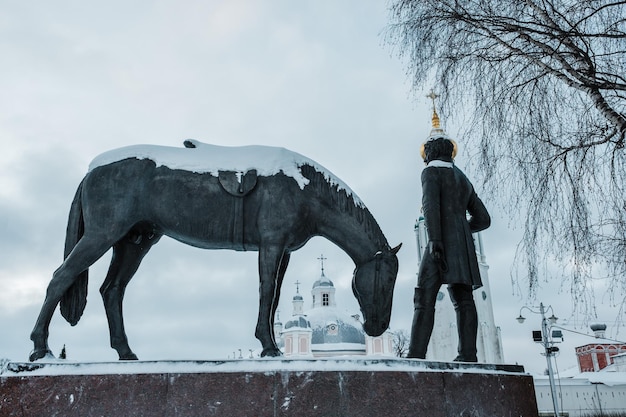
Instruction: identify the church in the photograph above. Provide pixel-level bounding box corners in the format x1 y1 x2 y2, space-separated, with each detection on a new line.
274 257 395 358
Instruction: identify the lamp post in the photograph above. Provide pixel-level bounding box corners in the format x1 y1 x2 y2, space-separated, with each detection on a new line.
516 302 561 417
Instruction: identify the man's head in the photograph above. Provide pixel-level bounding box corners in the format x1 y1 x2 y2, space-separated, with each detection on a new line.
421 137 456 163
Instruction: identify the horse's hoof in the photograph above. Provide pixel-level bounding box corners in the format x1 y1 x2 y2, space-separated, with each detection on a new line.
260 348 282 357
119 352 139 360
29 349 54 362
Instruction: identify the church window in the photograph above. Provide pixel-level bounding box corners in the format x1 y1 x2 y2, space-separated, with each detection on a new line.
322 293 329 306
374 338 382 353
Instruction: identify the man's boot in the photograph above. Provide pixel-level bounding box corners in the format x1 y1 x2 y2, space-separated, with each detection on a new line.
407 287 436 359
448 285 478 362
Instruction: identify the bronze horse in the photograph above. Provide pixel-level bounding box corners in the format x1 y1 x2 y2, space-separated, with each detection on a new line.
30 140 400 361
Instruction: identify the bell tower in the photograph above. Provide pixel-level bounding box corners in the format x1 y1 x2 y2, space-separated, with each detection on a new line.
311 255 337 309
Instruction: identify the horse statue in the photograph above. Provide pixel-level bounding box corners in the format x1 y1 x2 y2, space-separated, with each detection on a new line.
29 139 401 361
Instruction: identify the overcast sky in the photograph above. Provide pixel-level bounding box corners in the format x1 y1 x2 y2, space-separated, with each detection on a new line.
1 0 623 374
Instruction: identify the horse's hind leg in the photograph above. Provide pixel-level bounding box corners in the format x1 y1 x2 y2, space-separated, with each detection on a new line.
100 231 161 360
30 236 112 362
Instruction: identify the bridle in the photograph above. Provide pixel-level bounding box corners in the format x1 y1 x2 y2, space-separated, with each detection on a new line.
373 252 382 315
353 250 386 326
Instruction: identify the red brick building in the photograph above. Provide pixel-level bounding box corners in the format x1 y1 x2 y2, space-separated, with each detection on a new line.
576 343 626 372
575 324 626 372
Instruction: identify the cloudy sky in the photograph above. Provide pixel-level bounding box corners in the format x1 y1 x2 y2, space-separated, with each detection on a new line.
1 1 622 374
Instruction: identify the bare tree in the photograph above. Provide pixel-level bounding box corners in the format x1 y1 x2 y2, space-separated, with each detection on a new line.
393 329 410 357
387 0 626 308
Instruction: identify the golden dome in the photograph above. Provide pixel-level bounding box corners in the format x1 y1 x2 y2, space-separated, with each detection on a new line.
421 89 457 160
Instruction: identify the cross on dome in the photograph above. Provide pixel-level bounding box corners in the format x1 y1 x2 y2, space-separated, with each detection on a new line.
426 89 442 131
426 89 439 108
421 87 458 160
317 254 327 276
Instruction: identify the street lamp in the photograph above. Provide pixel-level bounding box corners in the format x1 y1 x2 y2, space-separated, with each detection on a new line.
517 303 561 417
548 314 558 324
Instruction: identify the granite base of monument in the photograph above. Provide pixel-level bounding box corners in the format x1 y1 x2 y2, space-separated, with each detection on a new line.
1 359 538 417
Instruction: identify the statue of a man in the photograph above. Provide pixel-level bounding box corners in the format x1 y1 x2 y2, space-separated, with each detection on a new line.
407 136 491 362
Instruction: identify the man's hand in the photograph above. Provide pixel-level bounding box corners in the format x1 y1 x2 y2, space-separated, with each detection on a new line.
428 240 444 261
428 240 448 273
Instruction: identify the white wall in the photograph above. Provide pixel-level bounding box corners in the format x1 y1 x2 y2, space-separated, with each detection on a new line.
534 376 626 417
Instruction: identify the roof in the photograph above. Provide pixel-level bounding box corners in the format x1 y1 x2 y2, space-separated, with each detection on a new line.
312 272 334 288
306 307 366 346
534 367 626 387
284 316 311 331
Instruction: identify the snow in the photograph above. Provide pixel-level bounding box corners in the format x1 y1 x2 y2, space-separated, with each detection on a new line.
580 371 626 386
1 358 527 377
533 370 626 387
88 140 363 206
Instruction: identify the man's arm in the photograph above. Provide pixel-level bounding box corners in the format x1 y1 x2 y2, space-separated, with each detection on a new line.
467 190 490 233
421 167 443 241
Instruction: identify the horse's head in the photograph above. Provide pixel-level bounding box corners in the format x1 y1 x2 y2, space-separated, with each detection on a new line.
352 244 401 337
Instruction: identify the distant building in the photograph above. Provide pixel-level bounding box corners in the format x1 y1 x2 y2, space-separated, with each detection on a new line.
534 370 626 417
279 283 313 358
276 259 394 358
575 323 626 372
534 325 626 417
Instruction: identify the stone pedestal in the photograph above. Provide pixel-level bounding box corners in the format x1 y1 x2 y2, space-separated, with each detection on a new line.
0 359 538 417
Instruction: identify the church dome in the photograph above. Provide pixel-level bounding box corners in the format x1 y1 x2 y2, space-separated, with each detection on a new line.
591 323 607 332
306 307 366 347
284 316 311 330
312 272 334 288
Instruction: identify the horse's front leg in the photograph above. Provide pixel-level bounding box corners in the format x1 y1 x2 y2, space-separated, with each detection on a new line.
30 274 64 361
271 252 290 346
256 245 287 357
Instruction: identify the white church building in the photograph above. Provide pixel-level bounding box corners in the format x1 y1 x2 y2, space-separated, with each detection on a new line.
274 260 394 358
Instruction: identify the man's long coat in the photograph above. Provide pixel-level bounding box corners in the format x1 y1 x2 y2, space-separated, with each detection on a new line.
419 163 491 289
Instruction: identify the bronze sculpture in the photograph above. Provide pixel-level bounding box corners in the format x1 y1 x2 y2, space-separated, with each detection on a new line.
29 140 400 361
408 135 490 362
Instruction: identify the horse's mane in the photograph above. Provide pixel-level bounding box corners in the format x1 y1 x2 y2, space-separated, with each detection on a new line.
299 164 387 248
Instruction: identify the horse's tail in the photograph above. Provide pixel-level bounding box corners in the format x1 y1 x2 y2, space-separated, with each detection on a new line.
60 179 88 326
